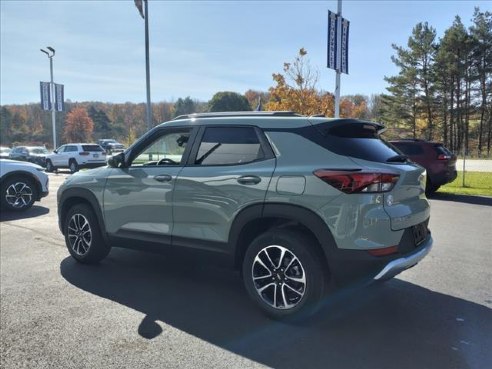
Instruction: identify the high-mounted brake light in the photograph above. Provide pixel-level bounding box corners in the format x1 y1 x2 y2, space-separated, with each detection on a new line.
314 170 399 194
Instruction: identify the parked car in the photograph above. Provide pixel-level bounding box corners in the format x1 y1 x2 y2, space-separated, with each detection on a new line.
46 143 106 173
0 146 11 159
8 146 50 167
57 112 432 319
98 139 125 154
389 139 457 195
0 159 49 211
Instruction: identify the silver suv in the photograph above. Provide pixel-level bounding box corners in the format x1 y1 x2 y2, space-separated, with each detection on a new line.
57 112 432 319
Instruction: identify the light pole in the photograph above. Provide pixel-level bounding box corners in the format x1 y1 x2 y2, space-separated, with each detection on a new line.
40 47 57 149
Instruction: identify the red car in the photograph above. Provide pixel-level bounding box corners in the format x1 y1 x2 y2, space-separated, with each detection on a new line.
390 139 457 195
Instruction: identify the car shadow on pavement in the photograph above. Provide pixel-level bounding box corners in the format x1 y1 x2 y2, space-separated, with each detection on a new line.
60 248 491 369
0 205 49 221
428 192 492 206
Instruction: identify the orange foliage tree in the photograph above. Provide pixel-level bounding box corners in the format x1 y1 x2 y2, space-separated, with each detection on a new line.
63 107 94 143
266 48 334 116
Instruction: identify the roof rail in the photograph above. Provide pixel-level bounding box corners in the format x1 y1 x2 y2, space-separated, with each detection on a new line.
172 111 302 120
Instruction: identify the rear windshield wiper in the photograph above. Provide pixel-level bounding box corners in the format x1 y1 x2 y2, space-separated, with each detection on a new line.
386 154 408 163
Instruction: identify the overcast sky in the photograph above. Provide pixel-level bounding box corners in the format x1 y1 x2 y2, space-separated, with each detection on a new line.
1 0 490 105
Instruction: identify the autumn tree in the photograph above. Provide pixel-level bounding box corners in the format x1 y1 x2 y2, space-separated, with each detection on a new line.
267 48 334 116
208 91 251 112
244 90 270 110
63 107 94 143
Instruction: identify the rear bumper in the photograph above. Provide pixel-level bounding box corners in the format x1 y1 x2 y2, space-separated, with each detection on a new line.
431 169 457 186
374 235 432 280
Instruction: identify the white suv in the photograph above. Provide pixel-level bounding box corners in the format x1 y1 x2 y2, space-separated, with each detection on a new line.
0 159 49 211
46 143 107 173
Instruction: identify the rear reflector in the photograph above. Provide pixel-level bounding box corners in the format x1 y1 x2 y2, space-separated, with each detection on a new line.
368 246 398 257
314 170 399 194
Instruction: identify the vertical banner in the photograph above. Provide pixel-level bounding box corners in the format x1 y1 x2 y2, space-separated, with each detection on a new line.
340 18 350 74
40 82 51 111
55 84 64 112
327 10 338 70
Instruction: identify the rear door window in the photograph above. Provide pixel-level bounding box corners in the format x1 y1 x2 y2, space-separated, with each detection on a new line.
194 127 264 165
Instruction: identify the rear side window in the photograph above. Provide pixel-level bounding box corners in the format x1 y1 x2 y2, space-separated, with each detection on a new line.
392 142 424 156
195 127 264 165
82 145 104 152
311 123 401 163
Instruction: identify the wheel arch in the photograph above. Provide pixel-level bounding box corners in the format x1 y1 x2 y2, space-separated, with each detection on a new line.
58 188 108 243
1 171 42 200
230 203 337 273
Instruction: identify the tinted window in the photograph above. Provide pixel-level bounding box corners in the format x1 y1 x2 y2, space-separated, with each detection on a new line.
310 123 401 163
195 127 263 165
29 147 49 154
392 142 424 155
82 145 104 152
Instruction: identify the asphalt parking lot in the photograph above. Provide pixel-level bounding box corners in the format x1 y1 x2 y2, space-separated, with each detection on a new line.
1 171 491 369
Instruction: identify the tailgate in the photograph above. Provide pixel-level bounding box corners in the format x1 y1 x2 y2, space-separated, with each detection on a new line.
384 163 430 230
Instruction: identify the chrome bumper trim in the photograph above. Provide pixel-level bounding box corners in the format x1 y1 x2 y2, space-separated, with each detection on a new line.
374 236 433 281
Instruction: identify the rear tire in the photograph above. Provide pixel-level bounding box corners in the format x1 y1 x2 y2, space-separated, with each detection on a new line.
64 204 111 264
242 229 326 320
69 159 79 173
425 178 440 196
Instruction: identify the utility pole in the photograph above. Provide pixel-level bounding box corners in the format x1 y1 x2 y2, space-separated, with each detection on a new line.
40 47 57 149
144 0 152 131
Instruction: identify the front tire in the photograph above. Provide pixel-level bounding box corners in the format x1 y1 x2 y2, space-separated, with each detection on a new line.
64 204 110 264
1 176 38 211
45 159 55 172
242 230 326 320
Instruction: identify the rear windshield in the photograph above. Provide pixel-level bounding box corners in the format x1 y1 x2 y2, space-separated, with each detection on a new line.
434 144 453 156
312 123 401 163
29 147 49 154
82 145 104 152
391 142 424 156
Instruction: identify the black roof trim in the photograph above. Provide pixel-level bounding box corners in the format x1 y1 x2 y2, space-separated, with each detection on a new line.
172 111 302 120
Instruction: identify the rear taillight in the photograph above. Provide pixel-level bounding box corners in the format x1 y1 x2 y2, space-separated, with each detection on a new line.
437 154 451 160
79 151 90 156
314 170 399 194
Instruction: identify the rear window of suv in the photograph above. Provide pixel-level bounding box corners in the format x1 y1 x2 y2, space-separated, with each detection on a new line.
82 145 104 152
311 122 401 163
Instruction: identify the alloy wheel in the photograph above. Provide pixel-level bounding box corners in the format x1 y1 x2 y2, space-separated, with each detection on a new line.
67 213 92 256
251 245 306 310
5 182 33 209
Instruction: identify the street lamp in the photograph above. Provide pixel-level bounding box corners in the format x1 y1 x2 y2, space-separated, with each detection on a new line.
40 46 57 149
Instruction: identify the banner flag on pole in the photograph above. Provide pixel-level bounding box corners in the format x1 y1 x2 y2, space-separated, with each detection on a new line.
340 18 350 74
55 84 64 112
134 0 145 19
327 10 338 70
40 82 51 111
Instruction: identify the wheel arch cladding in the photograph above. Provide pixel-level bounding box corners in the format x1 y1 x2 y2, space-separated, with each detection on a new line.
58 188 107 242
230 203 337 272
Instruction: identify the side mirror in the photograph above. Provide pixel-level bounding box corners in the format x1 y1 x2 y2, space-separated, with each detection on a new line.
53 150 58 154
108 152 126 168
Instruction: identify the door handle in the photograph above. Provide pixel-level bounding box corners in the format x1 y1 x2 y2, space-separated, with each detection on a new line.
154 174 172 182
237 175 261 185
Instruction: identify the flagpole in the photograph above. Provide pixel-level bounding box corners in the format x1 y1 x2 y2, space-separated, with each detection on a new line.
144 0 152 131
334 0 342 118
